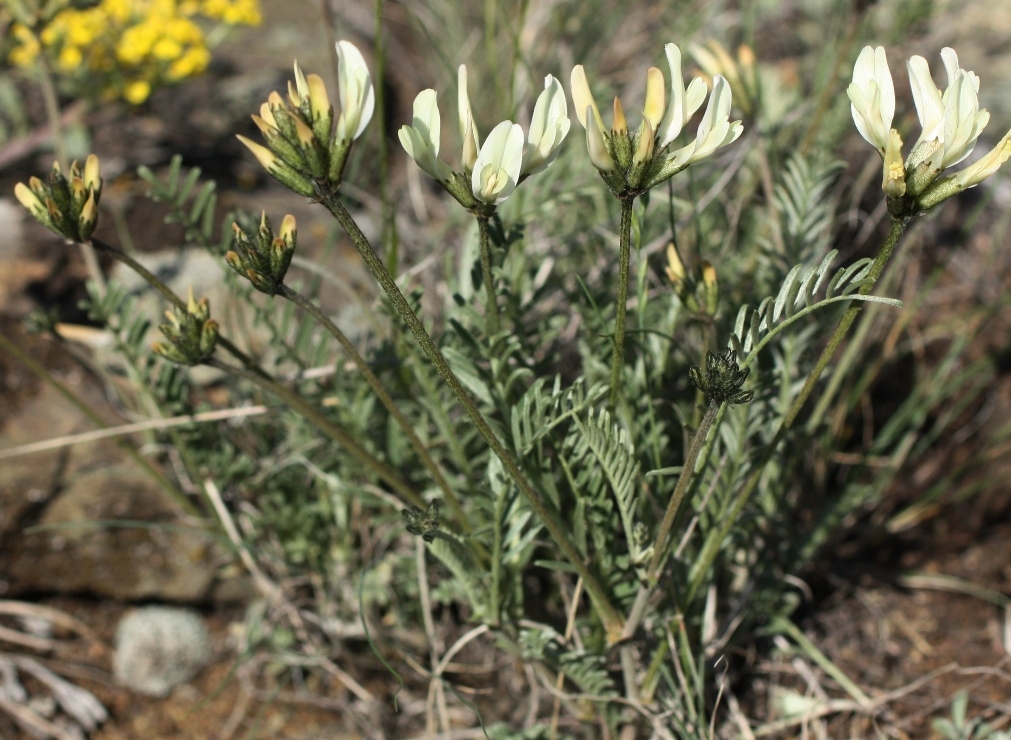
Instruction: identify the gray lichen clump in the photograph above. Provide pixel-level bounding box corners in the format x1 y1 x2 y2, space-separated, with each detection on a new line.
113 606 211 697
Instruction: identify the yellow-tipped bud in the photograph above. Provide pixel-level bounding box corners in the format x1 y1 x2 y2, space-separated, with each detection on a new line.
225 251 243 271
267 91 285 109
612 96 627 134
236 135 279 171
633 118 655 164
279 214 297 244
665 243 686 285
293 115 315 146
461 115 478 172
28 176 45 195
570 65 605 132
46 197 63 223
259 211 269 231
293 60 310 99
251 114 277 137
306 74 330 120
586 106 615 172
702 261 717 287
71 176 86 200
259 102 278 128
287 80 303 108
738 44 756 69
78 190 97 239
643 67 666 129
15 182 45 214
186 286 199 315
83 154 101 192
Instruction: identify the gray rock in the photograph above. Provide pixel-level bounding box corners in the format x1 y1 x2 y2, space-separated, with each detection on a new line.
113 607 211 697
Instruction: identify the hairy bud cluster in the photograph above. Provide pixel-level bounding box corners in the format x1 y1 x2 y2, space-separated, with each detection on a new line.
689 349 753 406
15 155 102 242
225 212 297 295
403 501 441 543
152 289 219 366
237 42 373 195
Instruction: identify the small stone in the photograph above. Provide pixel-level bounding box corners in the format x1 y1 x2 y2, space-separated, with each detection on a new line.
113 607 211 697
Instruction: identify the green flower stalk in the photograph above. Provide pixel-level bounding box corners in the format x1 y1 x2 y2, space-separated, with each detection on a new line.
399 67 571 333
570 43 743 407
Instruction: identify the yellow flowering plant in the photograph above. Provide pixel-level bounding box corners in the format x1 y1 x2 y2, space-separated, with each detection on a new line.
6 0 260 104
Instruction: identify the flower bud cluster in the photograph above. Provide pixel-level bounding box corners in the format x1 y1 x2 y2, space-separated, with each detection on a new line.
237 41 374 194
152 289 219 366
847 45 1011 216
689 349 753 406
225 212 297 295
665 242 719 316
15 155 102 242
570 43 743 199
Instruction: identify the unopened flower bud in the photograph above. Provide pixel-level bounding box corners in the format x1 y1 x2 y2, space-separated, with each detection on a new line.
78 190 98 241
612 96 627 134
882 128 906 198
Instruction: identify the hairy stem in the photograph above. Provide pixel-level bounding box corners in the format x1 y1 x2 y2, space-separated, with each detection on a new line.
208 357 425 508
89 237 425 508
279 285 476 540
685 217 908 601
0 330 200 519
608 198 634 409
477 215 500 335
324 192 626 642
622 401 720 639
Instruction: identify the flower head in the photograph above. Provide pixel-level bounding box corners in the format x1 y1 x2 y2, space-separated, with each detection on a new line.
570 43 743 196
400 65 570 211
849 45 1009 211
238 42 372 190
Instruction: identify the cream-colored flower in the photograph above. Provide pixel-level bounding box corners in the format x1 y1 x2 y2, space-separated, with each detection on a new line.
847 46 895 153
335 40 375 143
952 130 1011 190
658 43 709 148
399 89 453 181
668 75 743 167
471 121 524 204
521 75 570 176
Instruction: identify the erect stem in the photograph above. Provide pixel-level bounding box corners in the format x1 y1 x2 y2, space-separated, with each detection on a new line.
0 329 201 519
279 285 477 541
622 400 720 639
208 357 425 508
477 215 500 335
608 198 634 409
88 237 426 509
684 217 908 602
323 191 626 643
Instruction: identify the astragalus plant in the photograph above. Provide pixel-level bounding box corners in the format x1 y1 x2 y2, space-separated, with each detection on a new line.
14 30 1011 738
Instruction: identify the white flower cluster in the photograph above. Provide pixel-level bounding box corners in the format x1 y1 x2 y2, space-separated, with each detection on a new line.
848 45 1011 204
569 43 743 193
399 66 570 206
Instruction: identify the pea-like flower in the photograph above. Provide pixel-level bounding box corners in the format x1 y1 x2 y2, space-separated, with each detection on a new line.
847 44 1011 212
847 46 895 154
335 40 375 146
398 64 570 212
569 42 743 197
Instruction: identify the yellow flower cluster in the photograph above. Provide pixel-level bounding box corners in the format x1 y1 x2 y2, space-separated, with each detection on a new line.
8 0 261 104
